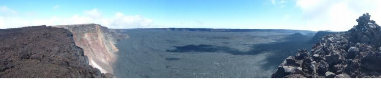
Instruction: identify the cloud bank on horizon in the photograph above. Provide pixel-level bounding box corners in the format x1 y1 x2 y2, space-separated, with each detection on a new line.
0 0 381 31
0 7 154 29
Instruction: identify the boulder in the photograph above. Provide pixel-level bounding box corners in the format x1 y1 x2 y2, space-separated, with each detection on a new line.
325 72 336 78
272 66 286 78
312 54 323 61
333 64 343 73
335 74 351 78
369 23 377 29
310 61 317 74
347 47 359 59
336 70 343 74
317 61 329 75
295 49 309 60
286 56 298 66
344 59 360 74
326 53 340 64
283 66 297 75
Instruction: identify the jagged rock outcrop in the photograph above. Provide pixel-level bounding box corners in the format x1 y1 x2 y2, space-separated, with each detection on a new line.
272 13 381 78
308 31 337 44
0 26 102 78
56 24 128 76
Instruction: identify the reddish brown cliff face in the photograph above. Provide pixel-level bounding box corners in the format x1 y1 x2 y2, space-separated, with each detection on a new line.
56 24 128 74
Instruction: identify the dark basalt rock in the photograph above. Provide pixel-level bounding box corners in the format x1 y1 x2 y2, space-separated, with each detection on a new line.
325 71 336 78
317 61 329 75
326 53 341 64
0 26 103 78
272 66 286 78
347 47 359 59
272 13 381 78
101 73 114 78
285 74 306 78
360 51 381 71
286 56 298 66
295 49 309 60
335 74 351 78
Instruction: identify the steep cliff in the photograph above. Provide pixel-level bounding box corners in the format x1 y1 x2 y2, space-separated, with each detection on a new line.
272 13 381 78
56 24 128 75
0 26 102 78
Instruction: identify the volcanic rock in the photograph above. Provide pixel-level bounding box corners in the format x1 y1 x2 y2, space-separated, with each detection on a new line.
326 53 340 64
101 73 114 78
360 36 370 43
283 66 297 75
285 74 306 78
317 61 329 75
295 49 309 60
286 56 298 66
0 26 101 78
335 74 351 78
347 47 359 59
308 31 337 43
272 13 381 78
325 72 336 78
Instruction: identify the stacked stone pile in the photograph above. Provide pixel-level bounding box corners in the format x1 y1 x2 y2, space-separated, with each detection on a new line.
272 13 381 78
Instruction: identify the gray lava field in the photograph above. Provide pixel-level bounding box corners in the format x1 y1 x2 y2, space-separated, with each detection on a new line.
113 29 316 78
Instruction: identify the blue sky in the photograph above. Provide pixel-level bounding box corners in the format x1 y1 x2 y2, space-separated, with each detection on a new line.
1 0 381 31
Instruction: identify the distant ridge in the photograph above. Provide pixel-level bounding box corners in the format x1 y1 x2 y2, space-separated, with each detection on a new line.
308 31 338 43
119 28 316 33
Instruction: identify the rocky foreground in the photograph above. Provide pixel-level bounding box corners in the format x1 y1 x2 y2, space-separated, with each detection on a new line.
272 13 381 78
0 25 118 78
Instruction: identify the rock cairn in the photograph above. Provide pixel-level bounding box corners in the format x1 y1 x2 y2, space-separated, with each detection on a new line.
272 13 381 78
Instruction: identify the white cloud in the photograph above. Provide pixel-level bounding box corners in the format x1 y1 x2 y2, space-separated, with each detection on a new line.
84 8 102 18
0 6 17 15
269 0 287 8
53 5 60 10
296 0 381 31
0 7 155 29
271 0 276 4
106 12 154 28
0 16 32 28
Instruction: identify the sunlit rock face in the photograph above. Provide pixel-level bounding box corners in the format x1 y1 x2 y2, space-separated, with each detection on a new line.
56 24 128 74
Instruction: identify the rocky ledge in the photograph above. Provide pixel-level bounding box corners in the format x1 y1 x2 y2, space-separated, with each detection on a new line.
272 13 381 78
0 26 111 78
